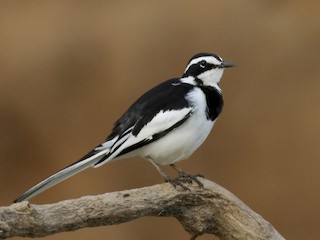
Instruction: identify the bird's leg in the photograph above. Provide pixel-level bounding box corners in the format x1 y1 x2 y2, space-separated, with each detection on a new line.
170 164 204 187
146 157 190 191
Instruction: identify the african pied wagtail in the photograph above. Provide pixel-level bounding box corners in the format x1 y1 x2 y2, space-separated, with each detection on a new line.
14 53 235 202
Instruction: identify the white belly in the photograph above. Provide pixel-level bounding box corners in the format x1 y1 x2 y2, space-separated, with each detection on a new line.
140 116 215 165
139 87 216 165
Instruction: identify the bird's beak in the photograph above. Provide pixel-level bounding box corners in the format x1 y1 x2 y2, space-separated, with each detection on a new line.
220 61 237 68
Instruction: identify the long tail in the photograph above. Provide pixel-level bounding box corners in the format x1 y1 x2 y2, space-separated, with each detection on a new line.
13 148 110 203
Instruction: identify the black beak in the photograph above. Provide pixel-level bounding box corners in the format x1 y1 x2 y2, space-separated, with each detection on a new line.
220 61 237 68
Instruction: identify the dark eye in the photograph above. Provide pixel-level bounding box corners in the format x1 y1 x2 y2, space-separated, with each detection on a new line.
199 60 207 68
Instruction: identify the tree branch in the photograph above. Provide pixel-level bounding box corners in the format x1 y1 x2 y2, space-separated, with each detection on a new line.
0 178 285 239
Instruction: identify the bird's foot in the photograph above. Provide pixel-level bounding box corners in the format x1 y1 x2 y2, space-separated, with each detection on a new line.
165 176 191 191
146 157 204 190
176 172 204 187
170 164 204 188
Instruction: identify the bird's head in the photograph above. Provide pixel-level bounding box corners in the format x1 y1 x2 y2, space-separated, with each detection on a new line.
182 53 236 89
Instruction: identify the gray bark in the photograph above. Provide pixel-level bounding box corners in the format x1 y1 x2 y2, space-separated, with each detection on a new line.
0 179 285 239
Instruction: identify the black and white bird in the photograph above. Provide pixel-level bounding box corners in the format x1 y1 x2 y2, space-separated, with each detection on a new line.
14 52 235 203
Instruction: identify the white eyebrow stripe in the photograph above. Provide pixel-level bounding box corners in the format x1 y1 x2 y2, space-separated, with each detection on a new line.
185 56 223 73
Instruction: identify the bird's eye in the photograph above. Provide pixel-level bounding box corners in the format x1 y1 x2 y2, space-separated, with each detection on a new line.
199 60 207 68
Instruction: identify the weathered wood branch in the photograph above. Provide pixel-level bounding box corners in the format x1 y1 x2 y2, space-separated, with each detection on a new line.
0 179 285 239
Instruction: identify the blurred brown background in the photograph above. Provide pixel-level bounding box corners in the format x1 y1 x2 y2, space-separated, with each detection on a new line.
1 1 319 239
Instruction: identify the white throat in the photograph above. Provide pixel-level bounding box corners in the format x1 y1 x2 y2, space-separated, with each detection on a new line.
198 68 224 86
181 69 224 93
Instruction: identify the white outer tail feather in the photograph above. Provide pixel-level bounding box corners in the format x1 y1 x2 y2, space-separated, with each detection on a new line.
14 148 110 202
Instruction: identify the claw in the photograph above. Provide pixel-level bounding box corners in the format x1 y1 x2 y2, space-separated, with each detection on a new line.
178 173 204 188
146 157 204 190
165 177 191 191
170 164 204 188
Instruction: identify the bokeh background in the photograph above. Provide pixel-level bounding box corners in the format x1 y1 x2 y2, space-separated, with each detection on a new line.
1 1 319 239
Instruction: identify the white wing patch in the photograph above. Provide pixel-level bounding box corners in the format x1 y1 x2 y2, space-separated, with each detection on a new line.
93 107 193 167
135 108 193 140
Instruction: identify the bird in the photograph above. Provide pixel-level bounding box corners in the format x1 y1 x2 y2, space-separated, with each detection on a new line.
14 52 235 203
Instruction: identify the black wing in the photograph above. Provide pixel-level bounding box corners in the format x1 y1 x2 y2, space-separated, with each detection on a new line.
106 78 194 140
